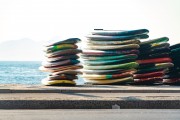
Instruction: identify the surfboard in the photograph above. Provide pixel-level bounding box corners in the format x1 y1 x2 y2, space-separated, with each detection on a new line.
170 43 180 49
171 47 180 53
86 34 149 41
134 71 165 79
138 52 170 59
151 42 170 48
144 62 173 69
164 43 180 85
91 29 149 36
137 57 172 64
82 69 123 74
81 50 139 56
140 37 169 46
133 77 163 84
83 62 139 70
41 37 82 86
46 49 82 58
44 38 81 47
52 70 82 76
138 63 156 69
44 44 78 53
86 39 140 45
39 65 83 72
45 55 79 62
164 73 180 79
42 59 80 68
84 44 139 50
81 54 138 61
163 78 180 84
135 63 173 74
41 78 76 86
168 67 180 74
82 72 132 80
139 42 170 51
48 74 78 80
85 77 133 85
83 59 135 65
139 46 170 55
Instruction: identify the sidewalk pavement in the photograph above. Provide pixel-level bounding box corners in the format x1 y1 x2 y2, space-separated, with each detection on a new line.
0 84 179 109
0 110 180 120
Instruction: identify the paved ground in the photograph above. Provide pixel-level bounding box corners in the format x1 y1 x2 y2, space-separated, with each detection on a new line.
0 109 179 120
0 93 180 109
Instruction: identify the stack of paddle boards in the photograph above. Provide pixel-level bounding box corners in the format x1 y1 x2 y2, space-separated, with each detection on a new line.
163 43 180 85
81 29 149 85
134 37 174 84
39 38 82 86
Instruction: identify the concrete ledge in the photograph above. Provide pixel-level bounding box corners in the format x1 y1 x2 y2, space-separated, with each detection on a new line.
0 84 179 93
0 93 180 109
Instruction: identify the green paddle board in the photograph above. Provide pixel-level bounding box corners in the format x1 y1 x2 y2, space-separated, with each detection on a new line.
84 62 139 70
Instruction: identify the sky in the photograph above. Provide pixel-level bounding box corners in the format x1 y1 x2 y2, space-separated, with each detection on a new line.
0 0 180 60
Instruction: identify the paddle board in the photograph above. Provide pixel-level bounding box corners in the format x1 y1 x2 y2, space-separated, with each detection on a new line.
42 59 80 68
81 50 139 56
44 44 78 53
45 38 80 47
86 39 140 45
133 77 162 84
45 55 79 62
84 62 139 70
86 34 149 41
82 72 132 80
83 59 135 65
134 71 165 79
170 43 180 50
139 42 170 51
135 63 173 74
163 78 180 84
46 49 82 58
137 57 172 64
138 52 170 59
85 77 133 85
139 46 170 55
140 37 169 46
41 78 76 86
52 70 82 76
81 54 138 61
48 74 78 80
91 29 149 36
39 65 83 72
84 44 139 50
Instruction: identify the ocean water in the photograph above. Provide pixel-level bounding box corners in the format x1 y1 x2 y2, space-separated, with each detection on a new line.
0 61 84 85
0 61 47 85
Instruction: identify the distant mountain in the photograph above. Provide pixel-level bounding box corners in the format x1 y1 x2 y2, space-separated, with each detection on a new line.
0 38 44 61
